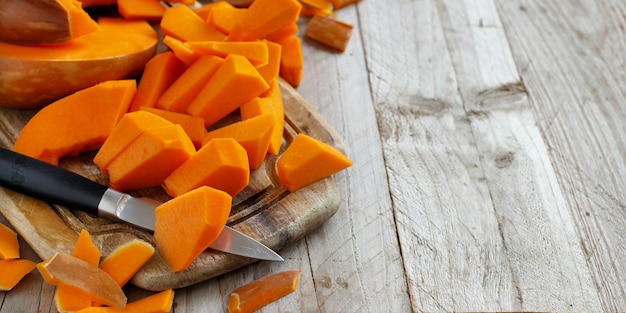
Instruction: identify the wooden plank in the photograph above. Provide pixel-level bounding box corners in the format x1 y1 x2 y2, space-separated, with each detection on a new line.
495 1 626 311
295 4 413 312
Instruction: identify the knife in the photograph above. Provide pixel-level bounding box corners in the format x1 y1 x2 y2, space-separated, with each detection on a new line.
0 148 283 262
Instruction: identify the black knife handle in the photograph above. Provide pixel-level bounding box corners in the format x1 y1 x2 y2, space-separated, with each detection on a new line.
0 148 106 216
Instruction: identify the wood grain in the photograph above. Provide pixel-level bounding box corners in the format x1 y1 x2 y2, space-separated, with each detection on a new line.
3 0 626 311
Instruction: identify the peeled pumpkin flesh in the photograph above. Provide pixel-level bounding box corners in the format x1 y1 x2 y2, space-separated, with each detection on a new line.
154 186 232 272
0 259 36 291
37 252 127 309
0 17 158 109
12 80 136 166
0 0 98 45
228 270 301 313
0 223 19 260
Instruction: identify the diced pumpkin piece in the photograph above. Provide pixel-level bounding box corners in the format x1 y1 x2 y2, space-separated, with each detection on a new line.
129 51 186 112
0 223 19 260
277 133 352 192
228 0 302 41
187 40 270 67
117 0 166 20
156 55 224 113
107 124 196 191
0 0 98 45
0 259 36 291
205 1 246 34
154 186 232 272
240 80 285 155
161 5 226 42
140 107 207 149
163 35 199 65
163 138 250 198
0 18 158 109
276 35 303 87
304 14 353 52
55 229 101 313
99 239 155 287
75 289 175 313
94 110 173 176
12 80 136 165
37 253 127 309
202 114 275 170
256 41 282 85
228 270 301 313
265 23 299 43
187 54 270 127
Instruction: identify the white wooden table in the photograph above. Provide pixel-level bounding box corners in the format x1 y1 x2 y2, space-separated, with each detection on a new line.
2 0 626 311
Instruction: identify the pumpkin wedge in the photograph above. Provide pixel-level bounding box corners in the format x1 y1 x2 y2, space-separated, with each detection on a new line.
0 259 36 291
228 270 301 313
0 223 19 260
13 80 136 165
0 0 98 45
37 252 127 309
0 17 158 109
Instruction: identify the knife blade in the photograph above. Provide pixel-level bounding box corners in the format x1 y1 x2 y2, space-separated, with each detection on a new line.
0 147 283 262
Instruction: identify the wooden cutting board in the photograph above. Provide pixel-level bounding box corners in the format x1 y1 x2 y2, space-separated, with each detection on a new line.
0 80 345 291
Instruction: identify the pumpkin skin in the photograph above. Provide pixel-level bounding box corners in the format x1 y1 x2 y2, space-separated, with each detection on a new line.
0 18 158 109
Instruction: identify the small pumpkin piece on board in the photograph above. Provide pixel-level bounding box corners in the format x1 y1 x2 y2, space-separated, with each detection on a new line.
55 229 101 313
240 80 285 155
0 0 98 45
161 5 226 42
277 133 352 192
94 110 173 176
154 186 232 272
187 40 270 67
140 107 207 149
37 253 127 309
12 80 136 165
99 239 155 287
156 55 225 113
129 51 187 112
163 35 199 65
205 1 247 35
255 40 283 85
187 54 270 127
228 0 302 41
228 270 301 313
0 259 36 291
275 35 303 87
118 0 166 20
107 124 196 191
305 14 353 52
163 138 250 198
0 223 19 260
202 114 275 170
75 289 175 313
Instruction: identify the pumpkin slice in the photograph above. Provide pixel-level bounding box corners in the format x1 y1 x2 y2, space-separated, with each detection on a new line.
227 0 302 41
37 252 127 309
129 51 186 112
186 54 270 127
140 107 208 149
161 5 225 42
107 124 196 191
99 239 155 287
154 186 232 272
276 35 303 87
0 259 36 291
228 270 301 313
186 40 270 67
0 0 98 45
163 138 250 198
12 80 136 165
240 80 285 155
202 114 275 170
75 289 174 313
0 18 158 109
55 229 101 312
0 223 19 260
277 133 352 192
117 0 167 20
